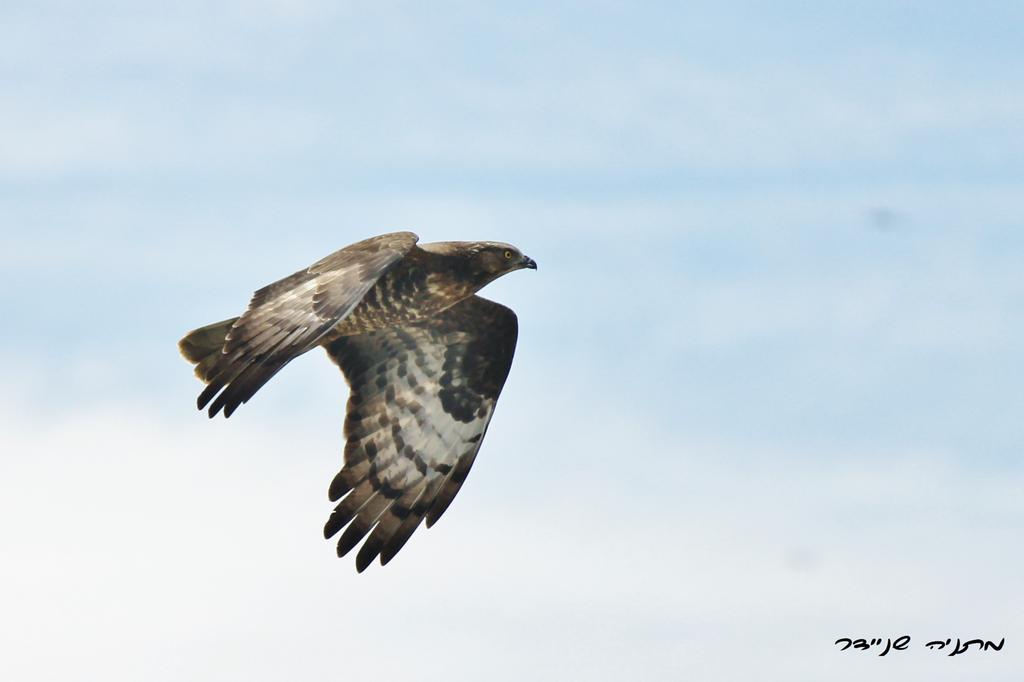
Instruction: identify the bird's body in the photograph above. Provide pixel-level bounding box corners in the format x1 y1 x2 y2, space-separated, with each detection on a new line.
178 232 535 571
326 243 480 337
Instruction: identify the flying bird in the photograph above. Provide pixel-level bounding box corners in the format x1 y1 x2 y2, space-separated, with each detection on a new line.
178 232 536 571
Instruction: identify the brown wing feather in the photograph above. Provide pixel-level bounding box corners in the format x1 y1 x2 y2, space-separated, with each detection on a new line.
323 295 519 572
193 231 419 417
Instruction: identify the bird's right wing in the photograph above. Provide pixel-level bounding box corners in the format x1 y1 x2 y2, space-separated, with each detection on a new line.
191 231 419 417
322 295 519 572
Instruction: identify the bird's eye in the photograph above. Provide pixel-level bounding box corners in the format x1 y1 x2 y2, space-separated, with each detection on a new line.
504 250 513 259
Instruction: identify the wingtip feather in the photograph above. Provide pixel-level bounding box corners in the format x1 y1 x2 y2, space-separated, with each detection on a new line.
356 544 381 572
328 470 352 502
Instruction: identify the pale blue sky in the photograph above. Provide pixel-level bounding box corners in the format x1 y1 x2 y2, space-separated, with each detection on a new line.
1 2 1022 681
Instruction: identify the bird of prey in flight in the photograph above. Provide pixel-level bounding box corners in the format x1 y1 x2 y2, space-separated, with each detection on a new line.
178 232 536 571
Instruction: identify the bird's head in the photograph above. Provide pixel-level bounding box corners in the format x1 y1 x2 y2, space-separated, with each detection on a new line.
466 242 537 284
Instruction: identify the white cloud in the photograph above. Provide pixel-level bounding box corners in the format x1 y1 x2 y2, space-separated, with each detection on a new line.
1 388 1020 681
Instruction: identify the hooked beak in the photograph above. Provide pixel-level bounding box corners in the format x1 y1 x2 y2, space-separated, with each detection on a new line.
521 255 538 270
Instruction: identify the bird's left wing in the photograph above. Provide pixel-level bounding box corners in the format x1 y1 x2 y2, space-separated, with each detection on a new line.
195 231 419 417
322 295 519 572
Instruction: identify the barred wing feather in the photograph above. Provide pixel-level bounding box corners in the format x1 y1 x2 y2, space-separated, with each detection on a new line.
194 231 419 417
322 296 518 571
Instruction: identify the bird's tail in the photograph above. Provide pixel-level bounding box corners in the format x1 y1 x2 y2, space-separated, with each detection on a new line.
178 317 239 383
